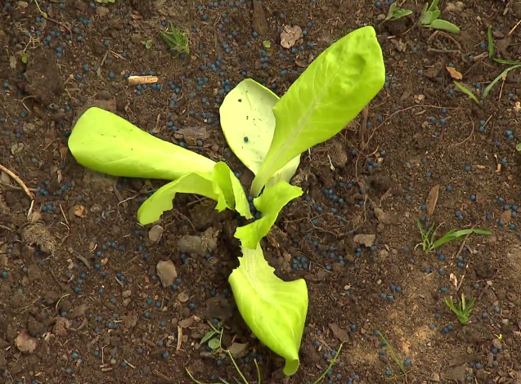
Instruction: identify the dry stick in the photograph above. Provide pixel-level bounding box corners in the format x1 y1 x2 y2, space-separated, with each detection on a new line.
33 0 72 38
0 164 34 199
509 18 521 35
451 120 474 148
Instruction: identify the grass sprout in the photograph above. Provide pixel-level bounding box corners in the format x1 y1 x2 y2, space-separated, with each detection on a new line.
415 221 491 253
312 342 345 384
161 21 190 55
487 26 521 65
188 327 344 384
444 294 476 325
453 81 479 104
376 331 407 378
483 64 521 97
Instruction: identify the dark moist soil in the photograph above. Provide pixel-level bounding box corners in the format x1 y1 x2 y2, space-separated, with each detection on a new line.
1 0 521 383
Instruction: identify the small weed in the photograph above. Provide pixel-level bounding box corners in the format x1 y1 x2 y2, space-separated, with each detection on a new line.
415 221 491 253
453 81 479 104
444 294 476 325
483 26 521 97
189 324 344 384
487 26 521 65
161 21 190 55
312 342 345 384
484 64 521 97
384 3 413 21
142 38 153 50
376 331 407 378
419 0 460 33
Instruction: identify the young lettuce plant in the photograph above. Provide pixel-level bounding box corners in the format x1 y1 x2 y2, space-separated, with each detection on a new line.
220 26 386 197
67 25 386 378
67 108 306 375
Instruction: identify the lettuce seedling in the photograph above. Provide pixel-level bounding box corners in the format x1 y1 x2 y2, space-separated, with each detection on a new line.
68 25 386 379
221 26 386 197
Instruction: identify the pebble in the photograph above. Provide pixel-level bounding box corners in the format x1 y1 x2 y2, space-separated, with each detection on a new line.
156 260 178 287
15 332 37 353
148 225 164 242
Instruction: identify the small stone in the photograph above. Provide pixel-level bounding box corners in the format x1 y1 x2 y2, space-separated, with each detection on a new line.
15 332 37 354
122 290 132 299
148 225 164 243
68 304 88 319
179 317 194 328
177 292 189 303
353 234 376 247
374 208 392 224
156 260 177 287
430 372 440 382
228 342 249 358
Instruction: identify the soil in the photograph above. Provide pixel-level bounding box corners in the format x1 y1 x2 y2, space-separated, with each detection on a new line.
1 0 521 383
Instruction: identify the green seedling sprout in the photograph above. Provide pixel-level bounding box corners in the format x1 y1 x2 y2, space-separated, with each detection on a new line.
187 324 260 384
484 64 521 98
161 21 190 54
68 26 386 377
453 81 479 104
444 294 476 325
376 331 407 378
484 26 521 97
419 0 460 33
384 3 413 21
312 342 345 384
415 221 491 253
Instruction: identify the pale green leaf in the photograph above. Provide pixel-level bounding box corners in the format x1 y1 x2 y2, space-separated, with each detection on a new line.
68 107 215 179
235 181 303 249
213 162 252 219
220 79 301 187
229 244 308 376
137 162 252 225
251 26 385 196
137 171 226 225
428 19 460 34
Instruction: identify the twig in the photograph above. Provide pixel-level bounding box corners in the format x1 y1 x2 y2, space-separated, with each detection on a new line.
0 164 34 199
59 204 69 226
450 120 474 147
33 0 72 39
509 18 521 35
153 370 175 383
128 76 159 86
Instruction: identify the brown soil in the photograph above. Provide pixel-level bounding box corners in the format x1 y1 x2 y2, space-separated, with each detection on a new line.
1 0 521 383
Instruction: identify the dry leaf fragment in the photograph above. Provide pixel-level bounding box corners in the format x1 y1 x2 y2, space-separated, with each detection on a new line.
73 205 87 218
280 25 303 49
446 66 462 80
426 185 440 215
